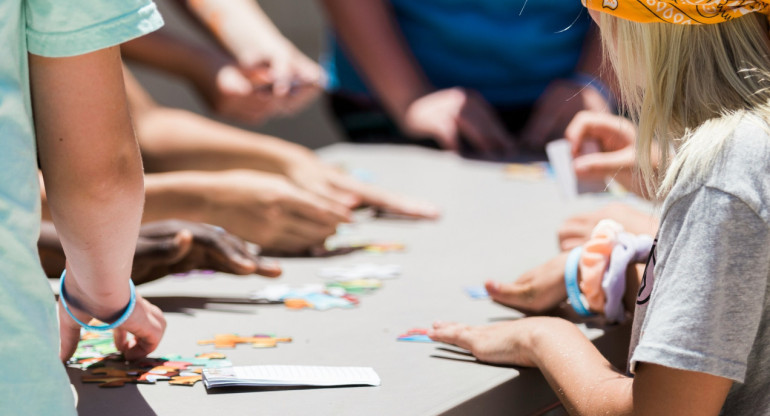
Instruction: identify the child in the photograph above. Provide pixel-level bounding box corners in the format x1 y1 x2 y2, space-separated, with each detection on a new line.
1 1 166 413
430 2 770 413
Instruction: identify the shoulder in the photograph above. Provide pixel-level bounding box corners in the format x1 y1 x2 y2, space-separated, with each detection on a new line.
664 117 770 226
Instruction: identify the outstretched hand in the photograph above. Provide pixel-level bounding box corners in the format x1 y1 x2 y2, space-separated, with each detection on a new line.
131 220 282 285
429 319 550 367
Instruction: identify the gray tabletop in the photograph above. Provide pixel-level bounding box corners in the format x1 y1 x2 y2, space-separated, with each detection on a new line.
66 143 649 416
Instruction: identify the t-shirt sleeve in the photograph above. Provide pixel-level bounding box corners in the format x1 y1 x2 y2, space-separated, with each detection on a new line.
25 0 163 57
631 186 770 382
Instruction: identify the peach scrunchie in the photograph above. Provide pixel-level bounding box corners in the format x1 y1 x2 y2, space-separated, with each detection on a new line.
578 219 624 312
583 0 770 25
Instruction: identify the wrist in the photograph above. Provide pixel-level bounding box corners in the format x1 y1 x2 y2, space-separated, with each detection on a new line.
528 317 580 368
61 266 131 323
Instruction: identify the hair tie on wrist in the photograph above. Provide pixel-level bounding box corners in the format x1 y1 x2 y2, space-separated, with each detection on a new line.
565 246 595 317
59 269 136 332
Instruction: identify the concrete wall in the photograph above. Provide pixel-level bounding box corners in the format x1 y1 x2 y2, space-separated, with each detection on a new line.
128 0 342 150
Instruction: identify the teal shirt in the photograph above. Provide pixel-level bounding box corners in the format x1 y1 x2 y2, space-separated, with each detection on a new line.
0 1 162 413
324 0 591 106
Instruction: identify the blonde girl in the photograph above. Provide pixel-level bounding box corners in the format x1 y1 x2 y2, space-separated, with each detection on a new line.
429 2 770 414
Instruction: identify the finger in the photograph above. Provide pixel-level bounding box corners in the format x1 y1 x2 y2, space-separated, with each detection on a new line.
430 119 461 152
428 322 474 350
283 191 352 225
263 232 319 256
565 111 634 154
573 149 633 180
520 100 560 149
330 175 440 219
217 66 254 96
112 327 130 356
254 257 282 278
458 94 515 153
135 230 193 263
58 306 82 362
277 84 321 116
284 217 337 244
123 337 157 362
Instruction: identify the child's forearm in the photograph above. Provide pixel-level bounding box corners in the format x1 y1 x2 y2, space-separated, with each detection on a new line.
142 172 212 224
320 0 433 123
122 30 228 91
135 106 310 175
32 48 143 321
183 0 288 67
528 318 634 414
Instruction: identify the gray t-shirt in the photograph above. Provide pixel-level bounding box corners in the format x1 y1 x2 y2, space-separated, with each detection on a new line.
629 118 770 415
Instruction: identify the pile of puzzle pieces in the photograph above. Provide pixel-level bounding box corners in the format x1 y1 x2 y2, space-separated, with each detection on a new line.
70 330 296 388
197 333 292 349
79 352 230 387
250 263 402 311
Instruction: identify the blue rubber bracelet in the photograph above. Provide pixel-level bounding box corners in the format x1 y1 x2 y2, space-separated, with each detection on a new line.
564 246 595 317
59 269 136 331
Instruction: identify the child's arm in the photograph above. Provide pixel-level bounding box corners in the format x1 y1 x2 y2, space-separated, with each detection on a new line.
429 318 732 414
177 0 323 94
31 46 165 360
320 0 513 153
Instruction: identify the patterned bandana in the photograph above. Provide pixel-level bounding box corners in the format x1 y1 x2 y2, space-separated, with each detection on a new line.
583 0 770 24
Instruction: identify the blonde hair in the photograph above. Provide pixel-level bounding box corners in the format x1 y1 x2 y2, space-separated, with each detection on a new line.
598 13 770 197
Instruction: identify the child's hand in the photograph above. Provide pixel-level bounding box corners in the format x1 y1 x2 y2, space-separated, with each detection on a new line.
201 170 351 255
112 295 166 361
484 251 569 313
282 152 441 220
130 220 282 285
564 111 642 195
401 88 515 154
58 293 166 362
428 319 551 367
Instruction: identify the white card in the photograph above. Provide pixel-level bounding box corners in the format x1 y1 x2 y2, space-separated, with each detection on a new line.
202 365 381 389
546 139 578 199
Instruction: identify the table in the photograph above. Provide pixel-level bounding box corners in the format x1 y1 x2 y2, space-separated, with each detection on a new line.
66 144 646 416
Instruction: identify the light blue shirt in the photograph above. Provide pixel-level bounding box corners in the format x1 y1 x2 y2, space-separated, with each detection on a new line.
324 0 591 106
0 1 162 413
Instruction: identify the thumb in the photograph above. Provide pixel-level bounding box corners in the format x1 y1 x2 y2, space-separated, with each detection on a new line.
217 66 253 96
57 302 83 362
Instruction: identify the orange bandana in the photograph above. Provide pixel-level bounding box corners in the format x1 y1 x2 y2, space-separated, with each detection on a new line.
583 0 770 24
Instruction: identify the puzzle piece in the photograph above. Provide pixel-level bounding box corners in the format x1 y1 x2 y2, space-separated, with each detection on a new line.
169 375 202 386
318 263 402 281
397 328 435 343
464 285 490 299
197 334 292 349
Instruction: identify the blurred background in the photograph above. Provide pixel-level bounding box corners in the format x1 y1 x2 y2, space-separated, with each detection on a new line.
128 0 341 150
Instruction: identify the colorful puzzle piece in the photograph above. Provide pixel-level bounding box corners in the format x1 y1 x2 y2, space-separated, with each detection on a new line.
464 285 490 299
197 334 292 349
397 328 435 343
71 330 234 388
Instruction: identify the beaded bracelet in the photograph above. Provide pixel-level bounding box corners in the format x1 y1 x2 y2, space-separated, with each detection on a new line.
59 269 136 331
564 246 595 317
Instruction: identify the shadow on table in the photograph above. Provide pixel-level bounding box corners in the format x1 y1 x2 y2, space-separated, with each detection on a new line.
68 367 157 416
435 321 632 416
205 384 372 395
143 295 282 315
